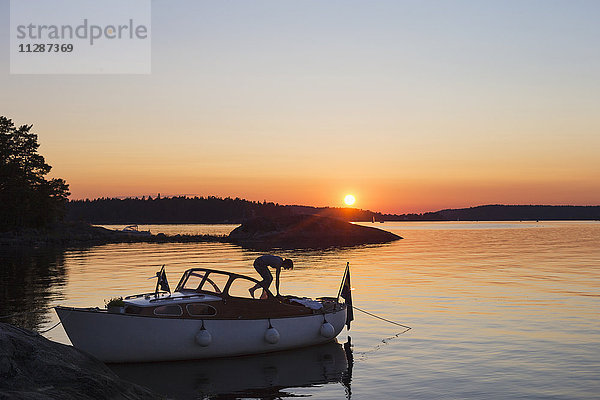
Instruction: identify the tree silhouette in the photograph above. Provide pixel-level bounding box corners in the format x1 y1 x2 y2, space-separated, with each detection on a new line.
66 195 382 224
0 117 70 230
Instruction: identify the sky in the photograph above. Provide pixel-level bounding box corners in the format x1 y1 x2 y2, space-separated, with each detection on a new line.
1 0 599 214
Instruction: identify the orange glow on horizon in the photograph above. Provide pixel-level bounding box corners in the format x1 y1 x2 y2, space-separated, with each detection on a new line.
60 172 600 215
45 125 599 215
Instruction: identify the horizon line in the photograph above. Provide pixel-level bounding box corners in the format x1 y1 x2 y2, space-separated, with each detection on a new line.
68 195 600 216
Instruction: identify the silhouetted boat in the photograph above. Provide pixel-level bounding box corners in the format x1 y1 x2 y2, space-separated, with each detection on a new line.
118 224 151 236
55 267 350 362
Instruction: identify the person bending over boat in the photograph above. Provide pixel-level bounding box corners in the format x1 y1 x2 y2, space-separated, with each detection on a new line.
249 255 294 299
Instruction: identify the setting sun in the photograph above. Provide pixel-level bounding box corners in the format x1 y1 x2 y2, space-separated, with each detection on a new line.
344 194 356 206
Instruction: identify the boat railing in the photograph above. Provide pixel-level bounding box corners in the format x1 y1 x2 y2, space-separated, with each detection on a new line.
148 294 210 303
124 291 170 300
124 292 213 303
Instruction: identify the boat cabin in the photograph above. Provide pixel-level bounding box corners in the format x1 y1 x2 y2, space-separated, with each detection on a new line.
121 268 337 320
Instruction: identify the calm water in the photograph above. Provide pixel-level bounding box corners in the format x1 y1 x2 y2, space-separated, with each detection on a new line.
1 221 599 399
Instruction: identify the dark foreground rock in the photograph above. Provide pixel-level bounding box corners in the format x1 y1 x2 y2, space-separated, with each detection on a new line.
0 323 161 400
228 215 402 249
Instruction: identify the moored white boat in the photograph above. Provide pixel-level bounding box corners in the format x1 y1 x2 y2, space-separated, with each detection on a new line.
118 224 151 236
56 266 352 363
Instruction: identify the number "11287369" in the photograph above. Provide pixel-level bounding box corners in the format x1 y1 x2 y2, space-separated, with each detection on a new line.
19 43 74 52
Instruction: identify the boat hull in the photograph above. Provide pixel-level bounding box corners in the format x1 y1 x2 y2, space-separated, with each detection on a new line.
55 306 347 362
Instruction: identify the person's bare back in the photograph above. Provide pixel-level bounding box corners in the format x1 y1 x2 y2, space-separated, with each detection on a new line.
249 255 293 298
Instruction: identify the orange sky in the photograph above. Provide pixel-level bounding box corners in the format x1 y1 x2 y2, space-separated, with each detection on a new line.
2 1 599 214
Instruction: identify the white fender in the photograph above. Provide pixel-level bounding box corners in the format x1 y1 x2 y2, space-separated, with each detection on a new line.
320 322 335 338
264 327 280 344
195 328 212 347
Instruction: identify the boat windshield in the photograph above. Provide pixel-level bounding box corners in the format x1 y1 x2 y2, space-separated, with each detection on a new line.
177 271 229 294
179 272 229 293
176 269 273 298
179 271 205 291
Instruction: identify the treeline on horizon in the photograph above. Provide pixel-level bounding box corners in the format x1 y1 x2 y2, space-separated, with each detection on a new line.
66 197 600 224
383 204 600 221
66 196 376 224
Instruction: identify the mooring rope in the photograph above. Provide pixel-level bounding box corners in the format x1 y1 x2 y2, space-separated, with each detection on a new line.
352 305 411 331
0 308 62 334
38 320 62 334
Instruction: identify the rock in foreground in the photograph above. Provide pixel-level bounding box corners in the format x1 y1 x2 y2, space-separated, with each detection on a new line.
228 215 402 249
0 323 161 400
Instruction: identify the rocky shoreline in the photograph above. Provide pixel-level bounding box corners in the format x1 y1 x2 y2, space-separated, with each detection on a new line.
1 216 401 250
0 222 227 248
0 322 161 400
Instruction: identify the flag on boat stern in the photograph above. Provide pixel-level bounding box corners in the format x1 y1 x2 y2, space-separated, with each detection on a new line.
340 262 354 329
155 265 171 293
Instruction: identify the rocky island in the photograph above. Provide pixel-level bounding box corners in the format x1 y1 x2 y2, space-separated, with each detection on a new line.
1 216 401 250
228 215 402 249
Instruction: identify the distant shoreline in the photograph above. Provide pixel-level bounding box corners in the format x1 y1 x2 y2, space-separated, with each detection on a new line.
3 204 598 249
66 199 600 224
0 222 227 249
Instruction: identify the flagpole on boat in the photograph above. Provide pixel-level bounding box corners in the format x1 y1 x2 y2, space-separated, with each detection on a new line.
155 264 171 296
337 262 349 302
337 262 354 329
154 265 164 296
